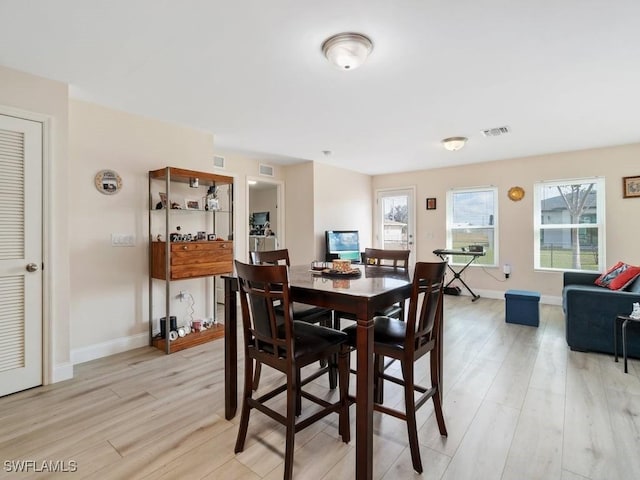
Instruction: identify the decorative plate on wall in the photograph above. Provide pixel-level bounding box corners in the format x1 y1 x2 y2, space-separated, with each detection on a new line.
507 186 525 201
94 169 122 195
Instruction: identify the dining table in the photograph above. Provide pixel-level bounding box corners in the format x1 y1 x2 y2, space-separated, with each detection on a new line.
224 263 413 480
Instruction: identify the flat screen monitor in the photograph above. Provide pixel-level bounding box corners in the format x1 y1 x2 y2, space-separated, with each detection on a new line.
325 230 360 261
252 211 270 226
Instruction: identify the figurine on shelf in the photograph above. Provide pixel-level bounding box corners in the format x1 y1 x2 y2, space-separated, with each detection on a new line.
205 186 219 211
631 302 640 319
170 226 182 242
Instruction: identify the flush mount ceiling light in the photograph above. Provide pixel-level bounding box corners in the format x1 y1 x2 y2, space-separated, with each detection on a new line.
322 33 373 70
441 137 468 151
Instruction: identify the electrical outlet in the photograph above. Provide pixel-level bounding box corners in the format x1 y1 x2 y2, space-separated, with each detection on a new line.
503 264 511 279
178 291 188 301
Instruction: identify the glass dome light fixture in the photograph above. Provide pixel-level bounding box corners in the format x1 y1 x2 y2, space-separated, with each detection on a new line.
442 136 468 151
322 32 373 70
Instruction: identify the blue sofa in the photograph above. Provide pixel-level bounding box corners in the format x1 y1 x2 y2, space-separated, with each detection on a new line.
563 271 640 358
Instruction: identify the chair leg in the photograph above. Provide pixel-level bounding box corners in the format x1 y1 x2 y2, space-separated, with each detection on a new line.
234 355 255 453
284 364 300 480
319 317 332 369
332 310 341 330
295 369 302 416
338 347 350 443
374 354 384 404
401 359 423 473
430 350 448 436
252 360 262 391
328 353 338 390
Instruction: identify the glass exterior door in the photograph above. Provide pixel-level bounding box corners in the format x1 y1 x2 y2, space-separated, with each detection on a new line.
376 188 415 262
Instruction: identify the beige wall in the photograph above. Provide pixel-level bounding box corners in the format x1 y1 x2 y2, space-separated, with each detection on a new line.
284 162 316 264
208 152 285 266
313 162 373 260
373 144 640 302
7 63 640 372
68 101 286 362
0 66 71 382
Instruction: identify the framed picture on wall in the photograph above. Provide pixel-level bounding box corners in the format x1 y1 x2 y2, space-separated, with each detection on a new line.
426 197 437 210
623 175 640 198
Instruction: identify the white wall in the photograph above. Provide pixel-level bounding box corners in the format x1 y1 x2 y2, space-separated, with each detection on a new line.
313 162 373 260
0 65 71 382
373 144 640 301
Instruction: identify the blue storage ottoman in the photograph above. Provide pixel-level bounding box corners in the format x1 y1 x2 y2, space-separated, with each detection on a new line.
505 290 540 327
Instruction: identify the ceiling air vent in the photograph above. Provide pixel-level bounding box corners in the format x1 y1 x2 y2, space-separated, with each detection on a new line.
213 155 225 168
259 164 274 177
482 126 511 137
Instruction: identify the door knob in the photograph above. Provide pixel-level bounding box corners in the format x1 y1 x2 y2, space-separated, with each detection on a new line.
26 263 39 272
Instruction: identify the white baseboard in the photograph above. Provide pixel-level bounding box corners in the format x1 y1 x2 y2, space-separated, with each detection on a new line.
51 362 74 383
71 332 149 365
457 288 562 306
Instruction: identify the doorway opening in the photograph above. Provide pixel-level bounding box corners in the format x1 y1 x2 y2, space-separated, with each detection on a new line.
247 178 284 253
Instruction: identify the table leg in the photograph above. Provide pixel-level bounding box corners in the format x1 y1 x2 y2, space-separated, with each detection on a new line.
224 277 238 420
623 319 629 374
356 313 375 480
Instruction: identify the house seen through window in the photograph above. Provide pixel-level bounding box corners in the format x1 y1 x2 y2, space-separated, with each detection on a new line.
534 177 605 272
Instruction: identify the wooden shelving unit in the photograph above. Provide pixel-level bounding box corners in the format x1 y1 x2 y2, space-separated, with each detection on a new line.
151 324 225 353
148 166 234 354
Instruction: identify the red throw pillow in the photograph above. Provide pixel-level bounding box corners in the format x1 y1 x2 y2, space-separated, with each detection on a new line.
595 261 640 290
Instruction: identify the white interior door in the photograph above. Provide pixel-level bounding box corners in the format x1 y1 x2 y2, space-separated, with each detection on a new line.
375 187 416 263
0 114 43 397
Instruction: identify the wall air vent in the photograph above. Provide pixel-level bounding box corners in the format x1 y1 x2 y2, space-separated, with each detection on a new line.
213 155 225 168
482 126 511 137
259 164 274 177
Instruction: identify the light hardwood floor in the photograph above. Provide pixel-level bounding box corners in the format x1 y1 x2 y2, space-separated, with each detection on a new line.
1 296 639 480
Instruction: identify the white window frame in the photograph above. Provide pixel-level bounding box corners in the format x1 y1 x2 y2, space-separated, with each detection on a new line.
533 177 605 272
446 186 498 267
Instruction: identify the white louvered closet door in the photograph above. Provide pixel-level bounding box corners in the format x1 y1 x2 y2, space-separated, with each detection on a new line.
0 114 42 397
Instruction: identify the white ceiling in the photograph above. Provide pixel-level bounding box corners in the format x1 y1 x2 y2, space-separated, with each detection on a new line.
1 0 639 175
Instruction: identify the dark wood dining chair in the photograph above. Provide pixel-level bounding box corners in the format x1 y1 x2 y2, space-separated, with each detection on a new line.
250 249 333 329
362 247 410 268
249 249 336 390
343 261 448 474
333 247 410 329
234 260 350 480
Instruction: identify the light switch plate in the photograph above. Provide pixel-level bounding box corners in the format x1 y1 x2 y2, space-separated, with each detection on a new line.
111 233 135 247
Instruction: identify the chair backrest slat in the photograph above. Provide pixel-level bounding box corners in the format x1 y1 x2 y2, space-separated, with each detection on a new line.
249 249 291 266
405 262 446 355
363 248 410 269
236 260 294 360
